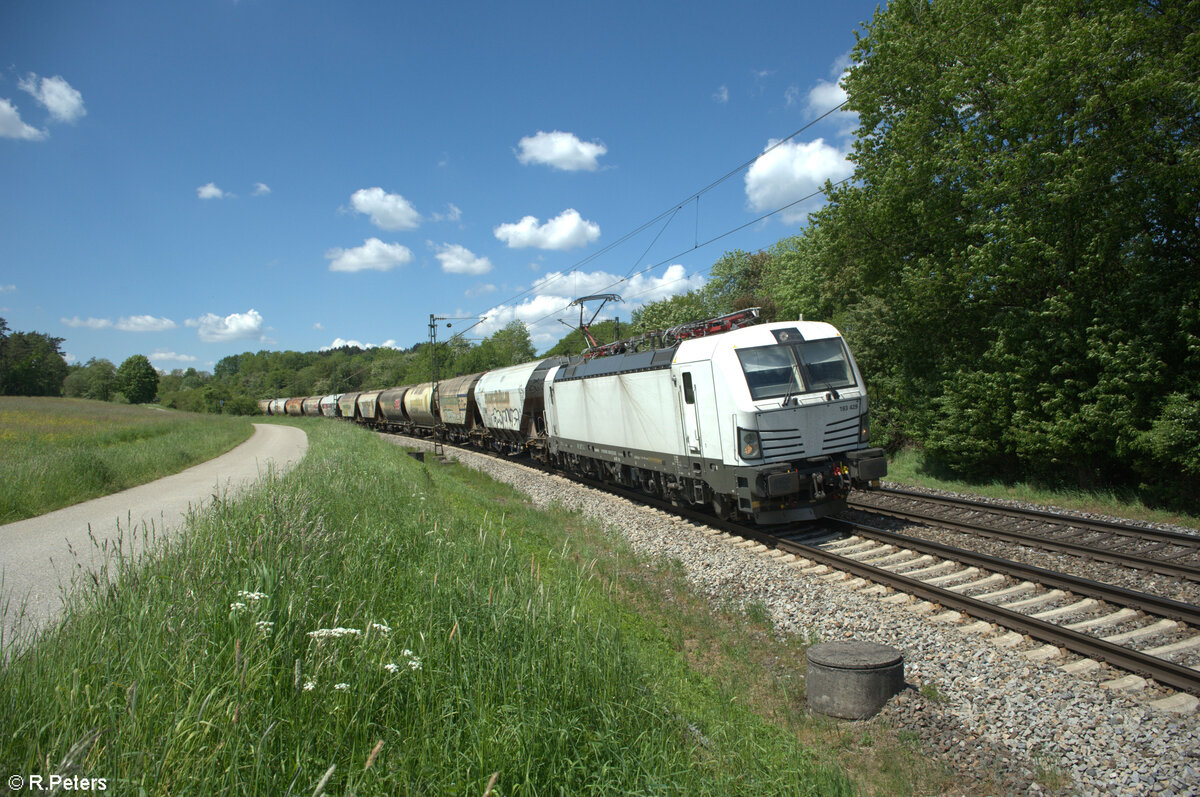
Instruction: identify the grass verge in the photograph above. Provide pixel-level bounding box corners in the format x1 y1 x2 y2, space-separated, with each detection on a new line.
0 397 253 524
4 419 917 795
886 448 1200 530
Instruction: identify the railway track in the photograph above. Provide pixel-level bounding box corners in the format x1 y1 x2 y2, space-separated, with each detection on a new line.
394 434 1200 700
850 486 1200 582
583 483 1200 699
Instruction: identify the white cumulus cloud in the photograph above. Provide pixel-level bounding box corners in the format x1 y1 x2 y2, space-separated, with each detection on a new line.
744 138 853 224
149 350 198 364
349 187 421 230
433 243 492 275
515 131 607 172
116 315 177 333
197 182 227 200
325 238 414 273
19 74 86 123
61 316 113 329
476 264 705 349
0 98 46 140
186 309 265 343
494 209 600 251
253 182 271 196
806 71 849 116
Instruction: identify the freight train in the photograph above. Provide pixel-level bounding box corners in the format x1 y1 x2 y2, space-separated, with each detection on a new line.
262 310 887 523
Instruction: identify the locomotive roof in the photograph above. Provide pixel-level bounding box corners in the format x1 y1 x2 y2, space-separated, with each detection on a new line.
553 320 841 382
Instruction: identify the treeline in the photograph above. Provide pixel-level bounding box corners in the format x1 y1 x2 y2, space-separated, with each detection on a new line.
633 0 1199 507
1 317 162 404
157 320 542 414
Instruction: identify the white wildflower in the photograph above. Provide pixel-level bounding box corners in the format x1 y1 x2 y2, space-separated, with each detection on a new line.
402 649 423 671
333 682 350 691
307 627 363 640
369 622 392 635
256 620 275 636
230 602 248 613
303 680 317 692
383 663 400 674
237 590 269 602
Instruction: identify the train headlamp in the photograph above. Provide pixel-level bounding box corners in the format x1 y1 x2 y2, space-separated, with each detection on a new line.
738 427 762 460
860 415 870 443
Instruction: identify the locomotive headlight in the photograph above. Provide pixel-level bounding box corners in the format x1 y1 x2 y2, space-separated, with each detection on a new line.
860 415 870 442
738 427 762 460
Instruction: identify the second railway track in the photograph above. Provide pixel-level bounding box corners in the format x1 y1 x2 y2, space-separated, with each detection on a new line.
850 486 1200 582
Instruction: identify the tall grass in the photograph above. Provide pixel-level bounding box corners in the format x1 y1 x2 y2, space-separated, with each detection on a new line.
0 421 853 795
0 397 252 524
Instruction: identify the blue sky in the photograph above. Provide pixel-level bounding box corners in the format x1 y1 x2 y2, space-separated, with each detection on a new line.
1 0 878 371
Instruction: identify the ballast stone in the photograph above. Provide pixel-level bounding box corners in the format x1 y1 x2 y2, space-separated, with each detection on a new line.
806 641 905 720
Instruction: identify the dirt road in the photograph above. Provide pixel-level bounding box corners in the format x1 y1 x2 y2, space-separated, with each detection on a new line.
1 422 307 649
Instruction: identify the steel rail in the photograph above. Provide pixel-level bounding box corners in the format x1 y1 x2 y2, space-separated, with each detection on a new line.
848 496 1200 582
873 486 1200 547
781 523 1200 697
821 519 1200 627
551 471 1200 695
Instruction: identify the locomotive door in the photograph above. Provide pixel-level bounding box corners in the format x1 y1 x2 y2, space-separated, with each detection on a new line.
678 364 713 456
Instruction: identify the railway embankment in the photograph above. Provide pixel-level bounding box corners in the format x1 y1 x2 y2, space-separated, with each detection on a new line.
392 434 1200 796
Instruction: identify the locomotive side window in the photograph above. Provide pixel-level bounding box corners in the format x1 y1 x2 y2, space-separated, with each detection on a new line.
682 372 695 405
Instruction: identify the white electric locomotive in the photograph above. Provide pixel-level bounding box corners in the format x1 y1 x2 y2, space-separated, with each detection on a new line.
541 315 885 522
266 310 886 524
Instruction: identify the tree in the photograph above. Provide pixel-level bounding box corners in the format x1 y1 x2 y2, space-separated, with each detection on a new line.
117 355 159 404
63 358 118 401
0 318 69 396
804 0 1199 502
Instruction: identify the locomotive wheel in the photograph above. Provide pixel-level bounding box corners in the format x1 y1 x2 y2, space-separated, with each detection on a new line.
711 494 732 520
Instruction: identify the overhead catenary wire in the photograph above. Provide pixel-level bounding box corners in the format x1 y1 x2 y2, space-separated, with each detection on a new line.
512 30 1200 338
470 98 852 320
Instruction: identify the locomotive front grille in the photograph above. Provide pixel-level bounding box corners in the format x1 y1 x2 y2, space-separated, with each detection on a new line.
759 427 805 462
822 416 861 450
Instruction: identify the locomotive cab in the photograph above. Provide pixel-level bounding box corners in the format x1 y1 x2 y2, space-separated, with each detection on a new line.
679 321 886 523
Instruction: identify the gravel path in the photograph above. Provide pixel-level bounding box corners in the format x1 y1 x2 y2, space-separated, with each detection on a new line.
388 435 1200 796
1 423 308 650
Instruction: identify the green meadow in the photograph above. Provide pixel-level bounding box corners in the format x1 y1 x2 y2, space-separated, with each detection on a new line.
0 419 951 795
0 397 253 524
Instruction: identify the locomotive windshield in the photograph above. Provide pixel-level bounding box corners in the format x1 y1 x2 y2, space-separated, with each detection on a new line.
737 337 856 401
